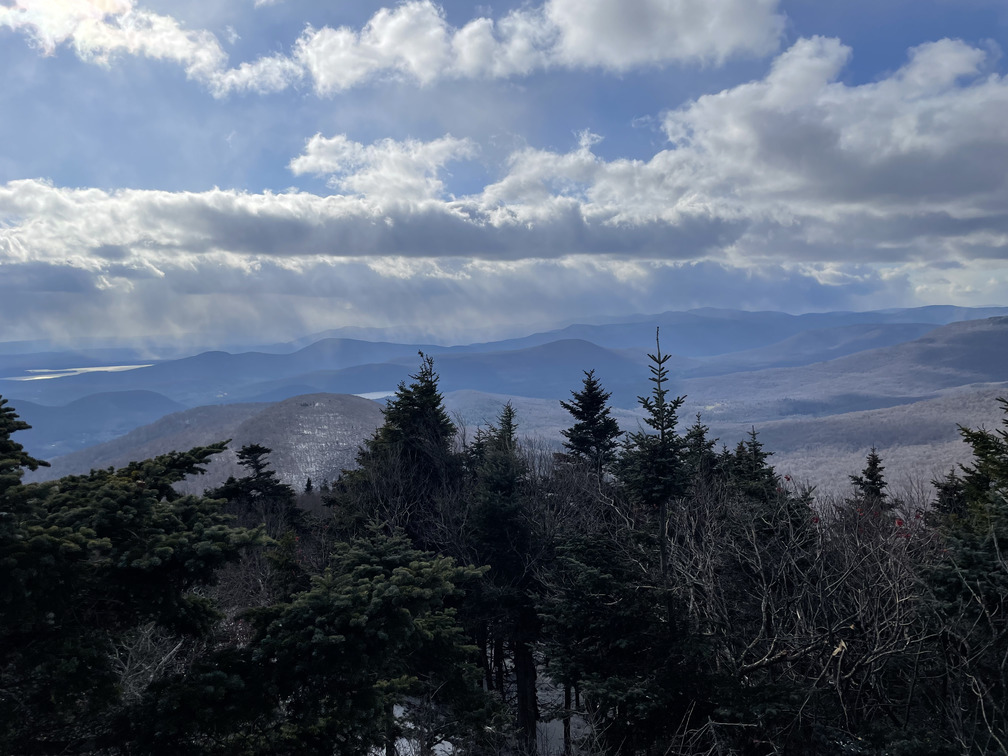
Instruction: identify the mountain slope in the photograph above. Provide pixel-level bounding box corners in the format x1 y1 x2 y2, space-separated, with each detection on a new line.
28 394 384 493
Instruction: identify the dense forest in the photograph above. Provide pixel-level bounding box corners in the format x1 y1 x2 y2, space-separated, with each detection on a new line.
2 337 1007 755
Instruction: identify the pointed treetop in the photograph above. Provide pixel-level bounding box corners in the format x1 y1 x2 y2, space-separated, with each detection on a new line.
560 369 622 471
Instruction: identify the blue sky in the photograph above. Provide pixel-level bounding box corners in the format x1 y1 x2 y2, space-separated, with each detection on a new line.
2 0 1007 346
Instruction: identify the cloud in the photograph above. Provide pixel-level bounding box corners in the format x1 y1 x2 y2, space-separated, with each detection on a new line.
0 0 227 81
289 133 478 201
1 0 784 97
654 37 1008 253
545 0 784 69
3 34 1008 342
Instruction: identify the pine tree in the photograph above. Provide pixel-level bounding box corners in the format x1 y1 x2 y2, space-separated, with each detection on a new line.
560 369 622 473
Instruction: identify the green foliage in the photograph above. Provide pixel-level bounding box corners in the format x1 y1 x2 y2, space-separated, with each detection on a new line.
618 330 687 513
336 352 459 546
0 395 49 495
0 423 256 754
560 369 623 473
133 528 493 755
728 427 779 505
211 443 300 534
465 402 542 749
926 398 1008 753
540 534 710 755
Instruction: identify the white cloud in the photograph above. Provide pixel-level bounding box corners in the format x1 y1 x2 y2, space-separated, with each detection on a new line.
0 0 227 81
1 0 785 97
545 0 784 69
289 133 478 201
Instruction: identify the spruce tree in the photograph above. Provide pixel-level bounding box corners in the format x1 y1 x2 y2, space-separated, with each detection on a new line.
0 417 255 754
339 352 458 547
560 369 622 473
849 445 889 510
0 396 48 495
617 328 686 581
927 399 1008 753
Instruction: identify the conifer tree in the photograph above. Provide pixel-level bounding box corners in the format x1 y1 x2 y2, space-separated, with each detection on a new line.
560 369 622 473
850 445 889 510
130 528 493 755
730 427 778 505
617 328 686 580
467 403 540 751
339 352 458 547
927 399 1008 752
0 412 255 754
0 396 48 495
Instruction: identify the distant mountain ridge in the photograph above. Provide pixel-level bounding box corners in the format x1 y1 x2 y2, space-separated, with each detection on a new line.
6 307 1008 478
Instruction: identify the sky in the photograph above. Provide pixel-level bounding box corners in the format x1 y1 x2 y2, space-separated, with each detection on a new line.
2 0 1008 346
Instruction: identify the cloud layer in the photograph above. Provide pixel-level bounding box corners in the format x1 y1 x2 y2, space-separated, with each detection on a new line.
1 0 784 95
2 2 1007 344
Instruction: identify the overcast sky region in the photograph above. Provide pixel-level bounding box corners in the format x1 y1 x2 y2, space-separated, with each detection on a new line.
2 0 1008 346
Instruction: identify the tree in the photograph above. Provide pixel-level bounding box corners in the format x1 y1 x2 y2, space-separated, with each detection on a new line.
0 409 257 754
728 427 779 506
560 369 623 473
617 328 686 581
212 443 299 532
926 399 1008 754
850 445 890 511
131 528 493 756
0 396 48 495
466 403 541 751
337 352 458 547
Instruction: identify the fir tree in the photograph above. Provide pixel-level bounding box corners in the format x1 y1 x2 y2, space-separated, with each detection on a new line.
341 353 458 546
927 399 1008 753
850 445 889 510
0 396 48 495
0 418 256 754
617 328 686 581
560 369 622 473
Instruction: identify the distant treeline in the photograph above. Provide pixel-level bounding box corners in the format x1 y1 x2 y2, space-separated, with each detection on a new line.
2 338 1007 755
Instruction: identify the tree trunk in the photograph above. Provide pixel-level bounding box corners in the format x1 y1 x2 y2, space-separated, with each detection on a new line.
514 638 538 753
563 683 572 755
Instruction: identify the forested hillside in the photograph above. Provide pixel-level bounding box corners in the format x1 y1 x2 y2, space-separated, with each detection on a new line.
2 342 1007 755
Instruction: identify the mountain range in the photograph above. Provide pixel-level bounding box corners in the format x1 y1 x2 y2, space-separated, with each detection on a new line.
8 306 1008 493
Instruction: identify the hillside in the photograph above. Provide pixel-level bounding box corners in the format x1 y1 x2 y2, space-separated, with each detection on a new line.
29 394 384 493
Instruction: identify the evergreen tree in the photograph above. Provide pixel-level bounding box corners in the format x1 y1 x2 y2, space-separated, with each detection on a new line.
0 415 256 754
339 352 458 547
211 443 299 533
927 399 1008 753
132 529 493 755
0 396 48 495
682 413 720 485
560 369 623 473
728 427 778 505
617 328 686 581
849 445 889 510
467 403 541 751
